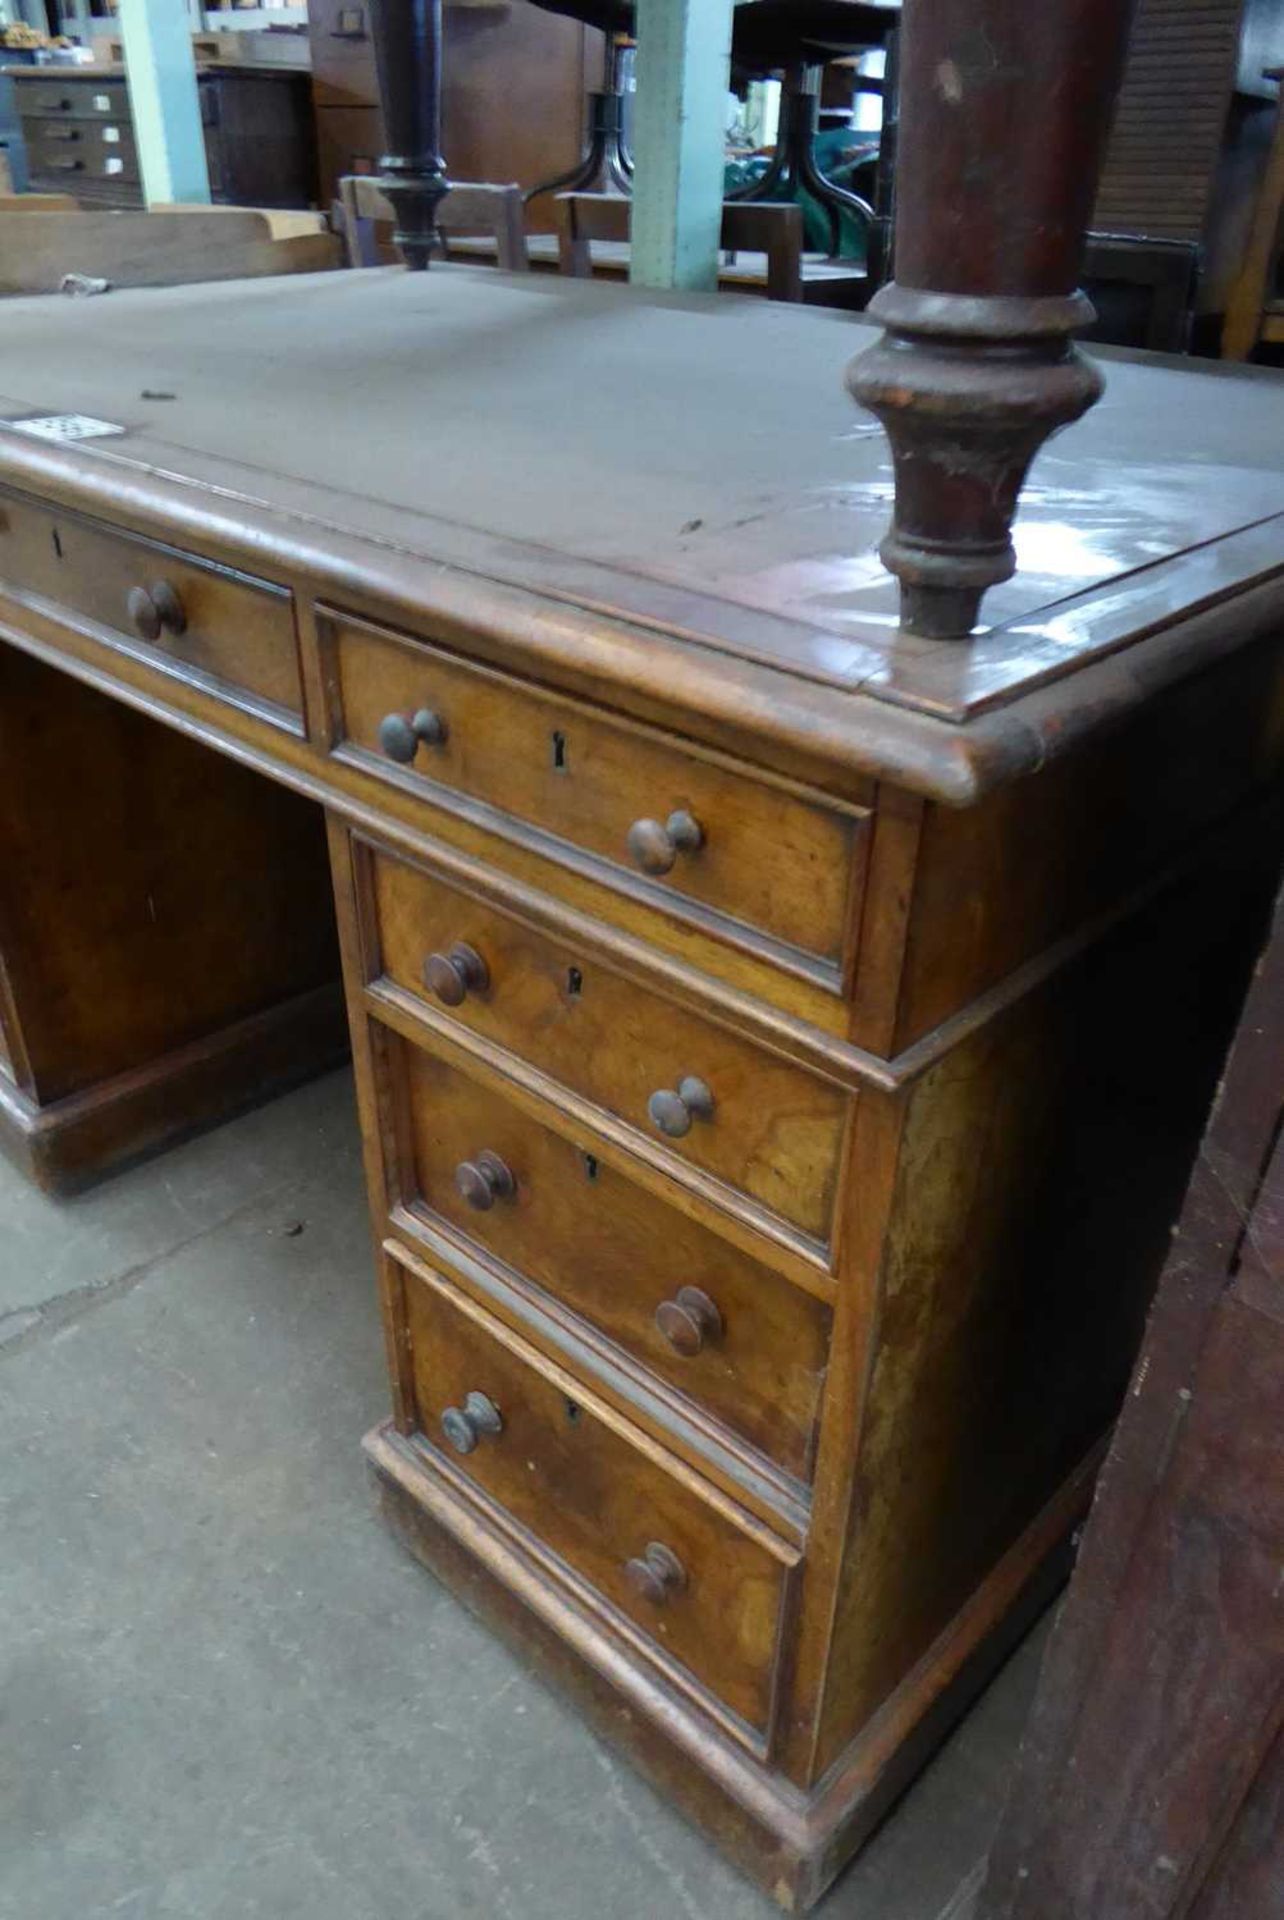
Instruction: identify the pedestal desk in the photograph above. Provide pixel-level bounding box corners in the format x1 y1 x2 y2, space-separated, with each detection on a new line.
1 270 1282 1909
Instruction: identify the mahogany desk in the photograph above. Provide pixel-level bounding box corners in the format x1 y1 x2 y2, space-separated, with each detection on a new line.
0 269 1282 1910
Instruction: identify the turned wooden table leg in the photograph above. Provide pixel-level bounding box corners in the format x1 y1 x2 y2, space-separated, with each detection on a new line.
849 0 1137 638
369 0 448 270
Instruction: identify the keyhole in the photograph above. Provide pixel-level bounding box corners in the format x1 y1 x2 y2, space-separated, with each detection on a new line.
564 1398 582 1426
51 527 63 560
566 966 583 998
550 729 568 772
581 1152 599 1183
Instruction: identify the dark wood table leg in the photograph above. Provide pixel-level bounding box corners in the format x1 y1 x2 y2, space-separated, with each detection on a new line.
849 0 1138 637
732 62 877 261
526 35 634 207
369 0 448 269
866 25 898 292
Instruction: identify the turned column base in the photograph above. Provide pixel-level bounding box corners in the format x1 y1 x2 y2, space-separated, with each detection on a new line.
377 162 450 271
848 285 1103 639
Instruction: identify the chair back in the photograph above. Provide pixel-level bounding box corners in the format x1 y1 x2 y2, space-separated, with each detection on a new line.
557 192 805 302
338 176 529 272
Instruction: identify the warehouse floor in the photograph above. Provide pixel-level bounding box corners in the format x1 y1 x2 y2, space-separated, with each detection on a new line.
0 1068 1049 1920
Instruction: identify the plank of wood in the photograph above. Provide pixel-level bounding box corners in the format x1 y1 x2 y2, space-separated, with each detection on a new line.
0 194 81 215
0 212 340 295
150 202 331 241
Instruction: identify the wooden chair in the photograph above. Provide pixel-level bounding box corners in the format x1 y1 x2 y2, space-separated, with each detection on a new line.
1080 233 1200 354
1223 68 1284 360
557 191 805 304
338 176 529 272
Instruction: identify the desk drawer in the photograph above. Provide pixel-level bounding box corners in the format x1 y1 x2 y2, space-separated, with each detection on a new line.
324 609 866 977
0 492 302 725
397 1251 796 1736
18 79 130 120
390 1038 832 1480
363 839 848 1241
23 118 138 183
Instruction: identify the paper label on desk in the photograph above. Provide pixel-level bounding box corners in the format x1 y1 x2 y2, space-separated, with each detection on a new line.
3 414 126 443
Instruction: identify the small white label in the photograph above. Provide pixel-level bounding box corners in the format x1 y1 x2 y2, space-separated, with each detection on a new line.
3 414 126 443
103 157 123 175
93 92 110 111
102 125 120 143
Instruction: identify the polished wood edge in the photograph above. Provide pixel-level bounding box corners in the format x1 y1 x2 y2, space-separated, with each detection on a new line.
1 485 294 605
0 982 349 1195
366 986 839 1286
0 577 306 740
6 445 1281 806
1 452 967 797
384 1204 814 1544
364 1420 1098 1911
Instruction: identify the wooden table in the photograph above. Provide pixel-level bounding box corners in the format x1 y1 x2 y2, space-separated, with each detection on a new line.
0 263 1281 1907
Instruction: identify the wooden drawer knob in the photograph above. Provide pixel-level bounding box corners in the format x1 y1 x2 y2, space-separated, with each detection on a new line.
624 1541 687 1605
455 1149 516 1211
648 1075 715 1140
126 580 186 642
440 1389 503 1455
423 941 489 1007
378 707 448 763
654 1286 722 1356
627 809 704 876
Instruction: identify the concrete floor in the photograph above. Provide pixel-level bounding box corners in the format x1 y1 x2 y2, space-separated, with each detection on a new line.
0 1068 1049 1920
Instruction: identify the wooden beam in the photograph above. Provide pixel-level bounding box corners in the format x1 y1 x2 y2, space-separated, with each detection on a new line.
629 0 734 292
118 0 210 207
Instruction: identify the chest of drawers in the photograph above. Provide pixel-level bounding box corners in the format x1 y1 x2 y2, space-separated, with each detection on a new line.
5 65 317 210
0 270 1282 1910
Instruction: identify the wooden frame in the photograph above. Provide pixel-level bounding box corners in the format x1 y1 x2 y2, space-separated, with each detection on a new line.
557 190 805 303
338 174 530 273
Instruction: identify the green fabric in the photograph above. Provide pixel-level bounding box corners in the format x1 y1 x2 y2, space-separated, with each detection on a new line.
725 126 878 261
